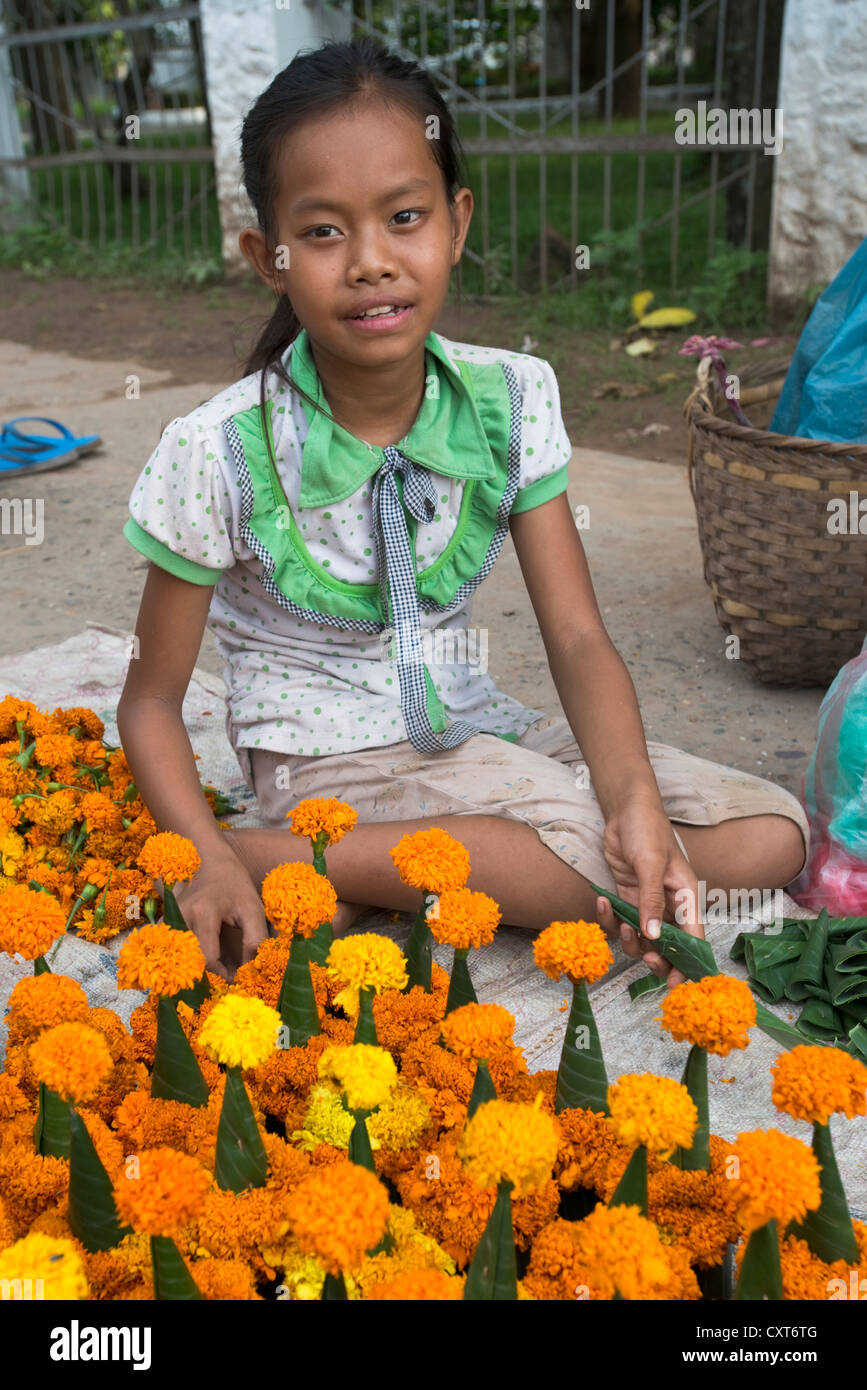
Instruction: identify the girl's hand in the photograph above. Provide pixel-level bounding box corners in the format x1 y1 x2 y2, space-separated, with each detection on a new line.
167 850 269 979
594 799 704 988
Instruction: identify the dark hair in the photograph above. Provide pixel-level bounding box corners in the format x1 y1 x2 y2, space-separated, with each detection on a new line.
239 35 467 436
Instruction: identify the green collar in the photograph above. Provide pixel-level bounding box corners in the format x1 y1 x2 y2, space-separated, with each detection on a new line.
285 327 497 508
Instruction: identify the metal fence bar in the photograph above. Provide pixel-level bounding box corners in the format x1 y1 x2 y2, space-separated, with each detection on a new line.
747 0 767 253
603 0 614 235
0 5 202 48
507 0 518 293
477 0 489 296
636 0 650 278
569 0 580 291
707 0 727 258
670 0 688 287
538 0 546 292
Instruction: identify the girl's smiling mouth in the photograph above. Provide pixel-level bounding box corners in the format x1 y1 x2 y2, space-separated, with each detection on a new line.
344 300 414 332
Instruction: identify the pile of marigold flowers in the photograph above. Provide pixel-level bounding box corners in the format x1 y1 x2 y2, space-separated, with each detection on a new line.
1 713 866 1301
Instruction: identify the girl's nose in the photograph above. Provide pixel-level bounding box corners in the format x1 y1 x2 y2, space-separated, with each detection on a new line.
345 225 398 284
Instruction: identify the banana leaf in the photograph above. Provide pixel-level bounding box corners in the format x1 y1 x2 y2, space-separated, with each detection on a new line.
797 998 846 1043
787 911 828 999
68 1107 130 1251
163 885 210 1009
322 1271 347 1300
404 895 434 993
276 933 320 1047
150 1234 201 1300
214 1066 269 1193
463 1181 517 1301
554 977 608 1115
307 919 333 967
790 1121 858 1264
734 1219 782 1300
468 1058 497 1119
825 961 867 1009
34 954 51 975
609 1144 648 1217
151 994 209 1107
348 1110 376 1173
353 987 378 1044
848 1023 867 1062
444 948 477 1014
829 933 867 973
33 1082 70 1158
673 1044 709 1172
592 884 808 1051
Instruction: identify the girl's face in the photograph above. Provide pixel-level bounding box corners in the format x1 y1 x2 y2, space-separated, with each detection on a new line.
242 98 473 370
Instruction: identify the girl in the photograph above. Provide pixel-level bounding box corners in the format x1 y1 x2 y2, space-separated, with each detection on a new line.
117 37 808 983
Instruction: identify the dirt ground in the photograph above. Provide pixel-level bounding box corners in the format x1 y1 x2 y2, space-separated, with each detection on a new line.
0 268 822 797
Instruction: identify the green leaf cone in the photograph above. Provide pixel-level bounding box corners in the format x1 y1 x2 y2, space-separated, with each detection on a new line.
353 987 378 1044
610 1144 648 1216
464 1180 517 1300
34 954 51 976
321 1271 347 1300
554 977 609 1115
276 933 320 1047
151 994 209 1107
163 885 210 1009
468 1058 497 1119
68 1107 130 1251
404 895 434 993
214 1065 269 1193
307 919 334 967
33 1081 70 1158
734 1218 783 1300
150 1234 202 1301
674 1044 709 1172
789 1121 858 1264
348 1110 376 1173
445 948 477 1015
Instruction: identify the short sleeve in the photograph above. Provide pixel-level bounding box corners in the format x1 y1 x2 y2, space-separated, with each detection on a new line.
122 415 236 584
510 355 573 514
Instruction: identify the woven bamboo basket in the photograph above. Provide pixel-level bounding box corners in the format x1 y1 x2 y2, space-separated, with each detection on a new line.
684 355 867 686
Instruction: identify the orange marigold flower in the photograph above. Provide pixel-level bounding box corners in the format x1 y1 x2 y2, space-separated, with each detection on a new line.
7 973 90 1037
730 1129 822 1234
657 974 756 1056
289 797 358 846
136 832 202 887
29 1022 113 1103
261 861 338 938
526 1205 698 1301
26 789 80 835
0 883 67 960
554 1106 627 1194
533 919 613 984
79 792 124 834
440 1002 515 1060
778 1223 867 1301
365 1268 464 1300
49 706 105 741
33 733 80 773
389 828 471 894
0 1073 29 1120
284 1161 390 1275
116 921 205 996
427 887 500 951
113 1147 211 1236
771 1045 867 1126
607 1073 698 1160
458 1098 560 1196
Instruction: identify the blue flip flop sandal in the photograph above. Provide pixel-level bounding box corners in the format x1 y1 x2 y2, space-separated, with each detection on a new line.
0 416 101 479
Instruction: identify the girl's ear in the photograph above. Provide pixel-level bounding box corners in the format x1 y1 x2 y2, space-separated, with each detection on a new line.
449 187 474 266
239 226 283 293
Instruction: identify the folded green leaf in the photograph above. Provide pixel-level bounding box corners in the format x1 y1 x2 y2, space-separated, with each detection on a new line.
464 1181 517 1301
68 1108 130 1251
322 1271 347 1300
675 1044 709 1172
151 994 209 1107
33 1081 70 1158
554 977 608 1115
609 1144 648 1217
628 972 664 1003
468 1058 497 1119
734 1219 782 1300
163 885 210 1010
797 998 845 1043
445 948 477 1015
348 1110 376 1173
150 1234 201 1300
404 895 434 994
790 1121 858 1264
277 933 320 1047
353 987 378 1044
214 1065 268 1193
307 919 333 968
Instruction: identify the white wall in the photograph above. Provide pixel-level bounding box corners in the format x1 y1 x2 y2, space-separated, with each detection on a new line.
199 0 352 272
767 0 867 314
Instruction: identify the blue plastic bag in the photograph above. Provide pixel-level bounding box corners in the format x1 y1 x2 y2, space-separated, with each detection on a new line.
771 234 867 444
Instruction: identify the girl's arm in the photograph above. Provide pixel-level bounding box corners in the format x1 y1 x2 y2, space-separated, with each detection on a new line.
509 491 702 978
116 563 269 972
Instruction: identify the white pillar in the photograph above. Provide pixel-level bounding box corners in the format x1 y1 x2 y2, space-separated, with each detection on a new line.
199 0 352 274
767 0 867 317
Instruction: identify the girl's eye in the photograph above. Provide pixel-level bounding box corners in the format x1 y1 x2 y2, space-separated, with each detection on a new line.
391 209 423 226
305 225 340 239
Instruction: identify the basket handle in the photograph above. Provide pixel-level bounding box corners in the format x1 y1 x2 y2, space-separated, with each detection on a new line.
684 357 712 507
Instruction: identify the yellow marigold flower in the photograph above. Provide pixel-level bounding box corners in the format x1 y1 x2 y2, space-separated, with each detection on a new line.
116 921 205 996
771 1045 867 1126
136 831 202 887
365 1268 464 1300
198 993 281 1070
289 797 358 846
607 1073 698 1160
369 1085 432 1152
7 973 90 1036
440 1002 516 1060
657 974 756 1056
731 1129 822 1234
0 824 26 875
28 1022 113 1103
0 1234 88 1299
0 883 67 960
261 861 338 938
389 827 471 894
533 919 613 984
293 1083 356 1152
318 1043 398 1113
326 933 408 1015
113 1147 211 1237
458 1098 559 1197
285 1161 390 1275
427 887 501 951
566 1204 677 1300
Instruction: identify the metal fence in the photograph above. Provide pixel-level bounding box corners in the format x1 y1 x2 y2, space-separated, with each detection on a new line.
0 0 217 260
335 0 775 296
